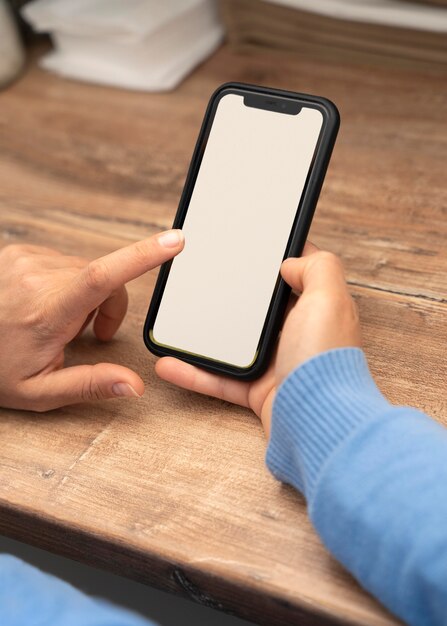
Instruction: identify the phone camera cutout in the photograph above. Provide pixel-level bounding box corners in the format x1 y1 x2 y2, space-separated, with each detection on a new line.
243 94 302 116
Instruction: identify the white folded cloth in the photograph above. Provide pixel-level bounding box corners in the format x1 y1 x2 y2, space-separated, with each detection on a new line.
22 0 224 91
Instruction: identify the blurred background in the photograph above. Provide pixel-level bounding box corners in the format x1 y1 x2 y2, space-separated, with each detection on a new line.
2 0 447 91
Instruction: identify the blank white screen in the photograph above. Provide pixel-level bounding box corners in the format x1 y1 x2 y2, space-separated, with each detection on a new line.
152 93 323 367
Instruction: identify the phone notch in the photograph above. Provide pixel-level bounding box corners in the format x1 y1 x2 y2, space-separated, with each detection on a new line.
243 93 302 116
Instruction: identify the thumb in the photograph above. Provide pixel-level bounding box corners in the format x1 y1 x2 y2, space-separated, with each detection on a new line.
280 241 320 292
280 256 308 293
22 363 144 411
281 250 346 295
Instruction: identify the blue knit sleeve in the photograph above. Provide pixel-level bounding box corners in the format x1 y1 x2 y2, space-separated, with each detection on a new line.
0 554 157 626
266 347 447 626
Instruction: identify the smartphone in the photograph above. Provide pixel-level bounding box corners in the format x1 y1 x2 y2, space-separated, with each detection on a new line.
144 82 339 381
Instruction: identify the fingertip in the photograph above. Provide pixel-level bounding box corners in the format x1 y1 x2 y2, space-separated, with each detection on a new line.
118 373 145 398
157 229 185 249
280 257 305 291
155 357 188 382
93 324 113 342
102 364 144 397
155 356 172 370
280 256 300 275
92 318 116 342
93 320 124 343
280 242 318 273
111 382 142 398
154 357 168 378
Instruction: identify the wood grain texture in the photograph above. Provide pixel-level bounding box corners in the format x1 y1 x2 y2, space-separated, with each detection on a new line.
0 42 446 626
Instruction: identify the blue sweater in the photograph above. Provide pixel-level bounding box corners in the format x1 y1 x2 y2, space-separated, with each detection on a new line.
1 348 446 625
267 347 447 626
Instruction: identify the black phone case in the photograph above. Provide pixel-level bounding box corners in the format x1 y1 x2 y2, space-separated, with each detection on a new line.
143 82 340 381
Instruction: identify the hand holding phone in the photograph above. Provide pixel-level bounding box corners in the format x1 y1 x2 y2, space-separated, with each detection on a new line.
144 83 339 380
155 244 362 437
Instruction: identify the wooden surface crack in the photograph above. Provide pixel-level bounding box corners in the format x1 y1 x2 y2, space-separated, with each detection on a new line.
348 280 447 305
52 420 115 491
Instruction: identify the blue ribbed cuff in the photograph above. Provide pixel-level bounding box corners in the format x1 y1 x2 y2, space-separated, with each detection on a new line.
266 348 391 503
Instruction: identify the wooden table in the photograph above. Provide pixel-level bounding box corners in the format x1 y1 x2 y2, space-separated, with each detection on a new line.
0 43 446 626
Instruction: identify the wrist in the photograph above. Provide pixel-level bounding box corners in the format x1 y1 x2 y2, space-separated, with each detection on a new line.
266 347 391 501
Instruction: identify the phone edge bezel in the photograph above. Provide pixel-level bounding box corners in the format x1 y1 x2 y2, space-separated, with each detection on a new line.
143 82 340 381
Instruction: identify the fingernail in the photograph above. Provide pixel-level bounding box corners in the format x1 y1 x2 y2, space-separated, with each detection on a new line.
112 382 141 398
158 229 184 248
